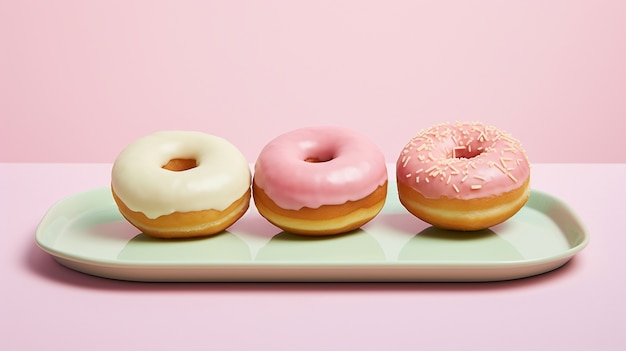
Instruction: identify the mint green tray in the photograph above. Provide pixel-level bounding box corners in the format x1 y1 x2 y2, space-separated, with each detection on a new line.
36 184 588 282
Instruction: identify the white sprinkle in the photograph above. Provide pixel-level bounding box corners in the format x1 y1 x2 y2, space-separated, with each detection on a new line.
507 173 518 183
474 175 486 181
461 175 468 182
492 162 507 174
453 184 460 193
402 156 411 168
425 177 430 183
471 184 482 190
405 172 412 178
478 131 486 142
500 157 512 169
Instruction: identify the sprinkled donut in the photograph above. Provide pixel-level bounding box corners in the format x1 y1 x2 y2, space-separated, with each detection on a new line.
111 131 251 239
396 121 531 231
253 126 388 236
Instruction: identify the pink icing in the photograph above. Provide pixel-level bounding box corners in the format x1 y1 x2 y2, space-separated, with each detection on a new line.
254 126 388 210
396 121 530 200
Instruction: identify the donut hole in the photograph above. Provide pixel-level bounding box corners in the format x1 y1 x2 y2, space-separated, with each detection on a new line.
304 154 334 163
302 147 336 163
162 158 197 172
452 145 483 159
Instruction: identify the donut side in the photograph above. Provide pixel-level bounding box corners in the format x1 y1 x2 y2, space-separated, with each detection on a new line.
112 188 251 239
397 178 530 231
253 182 387 236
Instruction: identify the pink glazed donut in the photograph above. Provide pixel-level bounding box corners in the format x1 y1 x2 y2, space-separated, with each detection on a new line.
253 126 388 235
396 121 531 231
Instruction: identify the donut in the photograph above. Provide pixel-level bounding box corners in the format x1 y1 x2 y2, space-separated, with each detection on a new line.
396 121 531 231
111 131 251 239
253 126 388 236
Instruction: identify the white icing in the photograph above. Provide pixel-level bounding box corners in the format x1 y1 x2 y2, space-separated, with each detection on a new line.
111 131 251 219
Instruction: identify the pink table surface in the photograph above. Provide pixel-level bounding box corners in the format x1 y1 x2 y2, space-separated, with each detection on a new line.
1 163 624 350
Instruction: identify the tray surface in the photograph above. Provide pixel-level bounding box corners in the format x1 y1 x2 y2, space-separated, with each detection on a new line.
35 184 589 282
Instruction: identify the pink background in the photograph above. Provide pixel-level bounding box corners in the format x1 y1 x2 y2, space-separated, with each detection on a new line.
2 0 625 164
3 2 626 349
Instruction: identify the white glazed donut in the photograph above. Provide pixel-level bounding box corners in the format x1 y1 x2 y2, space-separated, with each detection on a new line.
111 131 251 238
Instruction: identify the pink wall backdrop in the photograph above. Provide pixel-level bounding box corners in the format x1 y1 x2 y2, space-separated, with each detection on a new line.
1 0 625 163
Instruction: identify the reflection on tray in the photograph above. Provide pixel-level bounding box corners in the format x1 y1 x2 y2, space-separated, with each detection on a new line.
399 227 523 262
116 225 528 263
117 228 387 263
118 231 252 262
256 229 385 262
